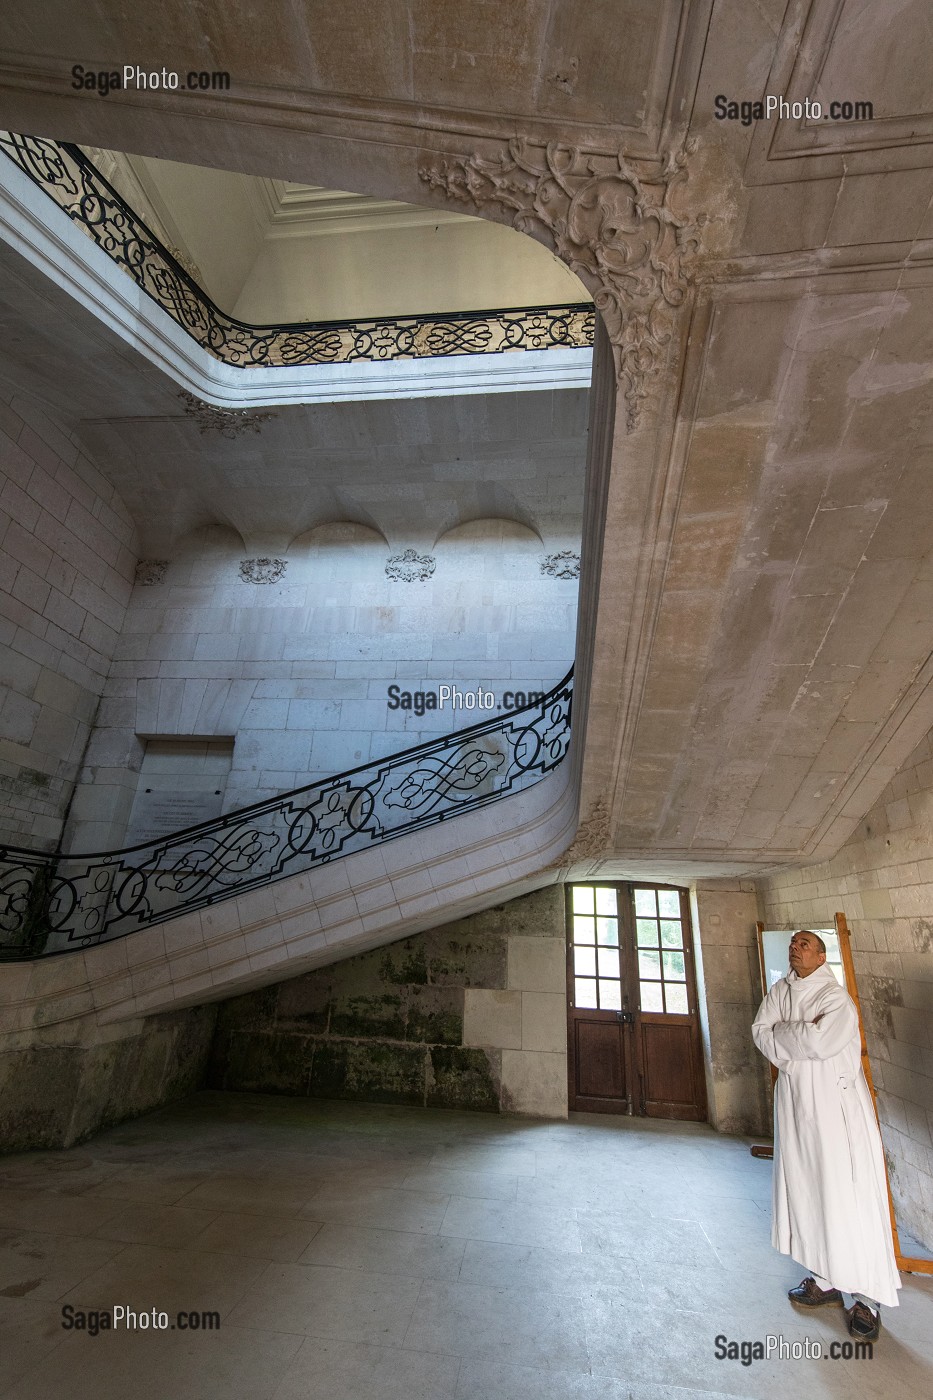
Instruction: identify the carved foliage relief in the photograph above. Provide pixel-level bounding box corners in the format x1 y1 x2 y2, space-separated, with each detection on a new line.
421 140 699 428
385 549 437 582
541 550 581 580
239 558 288 585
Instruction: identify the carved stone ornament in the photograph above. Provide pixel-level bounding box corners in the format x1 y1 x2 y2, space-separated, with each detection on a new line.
385 549 436 583
134 559 168 586
179 391 275 438
541 550 581 580
239 557 287 585
554 797 612 867
420 140 700 429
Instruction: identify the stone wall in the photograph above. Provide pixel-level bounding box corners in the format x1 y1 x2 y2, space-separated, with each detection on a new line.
757 727 933 1248
691 880 770 1137
0 389 137 850
68 518 579 851
0 1004 216 1152
208 885 569 1117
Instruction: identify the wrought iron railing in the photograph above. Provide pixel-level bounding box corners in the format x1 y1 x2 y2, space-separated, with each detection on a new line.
0 131 594 368
0 672 572 960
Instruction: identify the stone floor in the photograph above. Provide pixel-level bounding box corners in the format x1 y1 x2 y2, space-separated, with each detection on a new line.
0 1093 930 1400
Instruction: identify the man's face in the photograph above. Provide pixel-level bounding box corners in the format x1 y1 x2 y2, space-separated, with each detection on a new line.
788 931 826 978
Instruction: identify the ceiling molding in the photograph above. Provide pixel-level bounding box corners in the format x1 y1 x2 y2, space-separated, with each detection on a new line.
744 0 933 183
250 177 476 239
0 2 713 164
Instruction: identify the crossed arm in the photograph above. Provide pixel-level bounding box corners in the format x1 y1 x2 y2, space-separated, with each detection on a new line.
752 982 858 1068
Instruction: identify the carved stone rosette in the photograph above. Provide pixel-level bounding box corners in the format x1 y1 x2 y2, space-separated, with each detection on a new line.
239 558 287 585
541 550 581 580
179 391 275 438
385 549 436 583
134 559 168 586
420 140 699 429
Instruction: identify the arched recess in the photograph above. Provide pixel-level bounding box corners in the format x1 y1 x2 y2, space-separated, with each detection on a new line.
288 521 389 584
286 494 388 550
435 517 543 582
162 522 249 586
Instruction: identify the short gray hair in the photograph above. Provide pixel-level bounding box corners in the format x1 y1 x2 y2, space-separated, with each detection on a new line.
796 930 826 956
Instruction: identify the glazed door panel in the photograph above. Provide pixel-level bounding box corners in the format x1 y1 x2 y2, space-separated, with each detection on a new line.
568 883 706 1122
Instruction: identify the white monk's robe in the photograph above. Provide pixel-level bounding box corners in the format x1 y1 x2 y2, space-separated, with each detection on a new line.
752 963 900 1307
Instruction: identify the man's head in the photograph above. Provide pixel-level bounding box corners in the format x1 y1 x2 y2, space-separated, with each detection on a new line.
788 930 826 978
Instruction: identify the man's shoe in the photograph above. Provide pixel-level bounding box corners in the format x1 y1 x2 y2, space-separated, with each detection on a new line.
788 1277 843 1306
846 1302 881 1341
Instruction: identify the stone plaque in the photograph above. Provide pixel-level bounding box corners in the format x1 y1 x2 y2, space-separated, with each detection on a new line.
124 789 224 848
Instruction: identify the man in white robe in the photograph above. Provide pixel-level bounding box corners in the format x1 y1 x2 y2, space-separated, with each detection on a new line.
752 929 900 1340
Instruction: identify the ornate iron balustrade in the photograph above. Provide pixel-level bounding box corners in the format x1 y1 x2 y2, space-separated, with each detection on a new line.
0 131 594 368
0 673 572 961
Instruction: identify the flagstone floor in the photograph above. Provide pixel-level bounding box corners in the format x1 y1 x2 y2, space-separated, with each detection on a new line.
0 1092 930 1400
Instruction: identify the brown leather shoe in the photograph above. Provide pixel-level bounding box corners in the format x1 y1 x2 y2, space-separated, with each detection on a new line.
846 1301 881 1341
788 1277 843 1306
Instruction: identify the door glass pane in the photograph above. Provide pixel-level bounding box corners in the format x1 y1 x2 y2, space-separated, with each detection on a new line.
575 977 598 1008
638 949 660 978
599 980 622 1010
659 920 683 948
597 946 620 977
596 917 618 946
665 983 689 1014
595 887 617 916
634 889 656 917
657 890 680 919
572 886 594 913
636 918 658 946
640 981 663 1012
574 946 596 977
574 915 595 944
662 950 686 980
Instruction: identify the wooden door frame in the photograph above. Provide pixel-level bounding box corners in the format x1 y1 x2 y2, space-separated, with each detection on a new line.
564 882 633 1114
566 879 707 1121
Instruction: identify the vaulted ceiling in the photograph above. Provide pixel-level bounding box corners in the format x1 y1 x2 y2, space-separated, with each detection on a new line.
1 0 932 878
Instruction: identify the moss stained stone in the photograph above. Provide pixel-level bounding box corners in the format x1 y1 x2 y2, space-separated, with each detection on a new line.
380 940 428 986
222 1030 312 1096
276 976 332 1033
428 1046 499 1112
206 886 565 1116
0 1008 217 1152
405 985 463 1045
424 930 507 988
310 1040 425 1105
329 992 406 1040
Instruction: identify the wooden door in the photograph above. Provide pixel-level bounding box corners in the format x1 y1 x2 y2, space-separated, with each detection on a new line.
566 883 632 1112
625 884 706 1120
567 882 706 1122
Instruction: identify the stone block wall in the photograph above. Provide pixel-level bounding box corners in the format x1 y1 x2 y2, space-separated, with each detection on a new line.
207 885 569 1117
68 519 579 851
691 880 771 1137
757 727 933 1248
0 390 137 850
0 1004 216 1152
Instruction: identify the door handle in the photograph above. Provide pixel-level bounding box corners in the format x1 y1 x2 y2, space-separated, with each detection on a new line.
617 1011 634 1025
